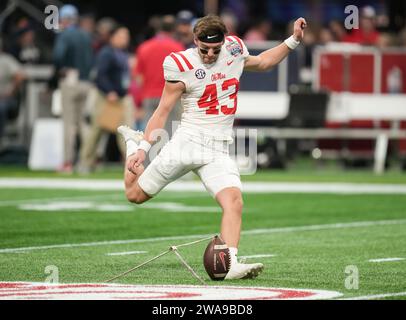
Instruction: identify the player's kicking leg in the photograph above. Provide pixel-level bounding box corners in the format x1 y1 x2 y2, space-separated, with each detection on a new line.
117 125 151 204
215 187 264 280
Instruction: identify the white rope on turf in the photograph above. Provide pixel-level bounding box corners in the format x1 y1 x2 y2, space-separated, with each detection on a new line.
105 249 171 283
171 246 206 285
105 235 214 285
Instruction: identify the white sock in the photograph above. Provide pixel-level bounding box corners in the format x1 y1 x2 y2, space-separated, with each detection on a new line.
126 140 139 158
229 247 238 266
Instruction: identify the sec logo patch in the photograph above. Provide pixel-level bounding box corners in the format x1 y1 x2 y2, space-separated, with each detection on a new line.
195 69 206 79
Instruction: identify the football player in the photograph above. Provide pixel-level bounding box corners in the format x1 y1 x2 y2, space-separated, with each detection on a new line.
118 15 306 280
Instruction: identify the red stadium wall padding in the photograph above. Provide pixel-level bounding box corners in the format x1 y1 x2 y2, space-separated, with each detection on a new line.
317 121 345 151
319 54 345 92
347 120 375 154
349 54 375 93
318 53 375 93
400 121 406 155
316 49 406 159
317 50 406 94
379 120 391 129
381 53 406 94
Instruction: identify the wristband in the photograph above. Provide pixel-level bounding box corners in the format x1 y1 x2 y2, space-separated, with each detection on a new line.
138 140 151 153
284 35 300 50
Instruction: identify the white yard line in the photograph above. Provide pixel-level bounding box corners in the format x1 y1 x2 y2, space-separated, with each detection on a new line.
0 189 209 208
241 219 406 235
368 258 405 263
0 178 124 191
106 251 148 256
13 201 218 213
0 219 405 254
0 193 124 207
341 292 406 300
1 178 406 194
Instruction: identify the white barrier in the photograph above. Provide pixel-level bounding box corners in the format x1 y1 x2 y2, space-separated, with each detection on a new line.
28 118 63 170
236 92 406 122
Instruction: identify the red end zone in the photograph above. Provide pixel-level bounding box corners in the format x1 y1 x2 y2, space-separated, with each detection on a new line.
0 282 342 300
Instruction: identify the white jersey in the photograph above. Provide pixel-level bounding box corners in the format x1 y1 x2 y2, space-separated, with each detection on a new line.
163 36 249 140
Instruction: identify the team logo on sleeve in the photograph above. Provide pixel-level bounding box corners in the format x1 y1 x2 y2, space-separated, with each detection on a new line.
195 69 206 79
226 42 242 57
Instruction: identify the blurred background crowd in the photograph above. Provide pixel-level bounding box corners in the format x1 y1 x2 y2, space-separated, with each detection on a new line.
0 0 405 173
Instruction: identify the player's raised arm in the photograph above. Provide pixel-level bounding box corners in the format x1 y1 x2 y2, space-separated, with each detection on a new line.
244 17 307 72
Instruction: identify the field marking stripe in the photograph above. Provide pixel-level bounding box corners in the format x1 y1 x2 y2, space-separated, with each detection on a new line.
0 191 209 207
106 251 148 256
2 178 406 194
242 219 406 235
0 193 124 207
0 219 405 253
341 292 406 300
368 258 405 263
0 235 209 253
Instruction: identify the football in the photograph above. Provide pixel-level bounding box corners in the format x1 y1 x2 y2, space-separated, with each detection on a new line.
203 235 231 280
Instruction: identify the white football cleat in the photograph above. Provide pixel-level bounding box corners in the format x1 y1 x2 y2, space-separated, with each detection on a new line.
117 125 144 144
224 262 264 280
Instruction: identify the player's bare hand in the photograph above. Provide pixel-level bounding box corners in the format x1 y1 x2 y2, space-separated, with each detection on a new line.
293 17 307 42
127 150 146 174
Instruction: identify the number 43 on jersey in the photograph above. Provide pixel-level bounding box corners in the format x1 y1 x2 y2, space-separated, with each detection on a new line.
197 78 239 115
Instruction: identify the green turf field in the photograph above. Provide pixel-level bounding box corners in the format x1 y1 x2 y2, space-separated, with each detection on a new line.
0 167 405 300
